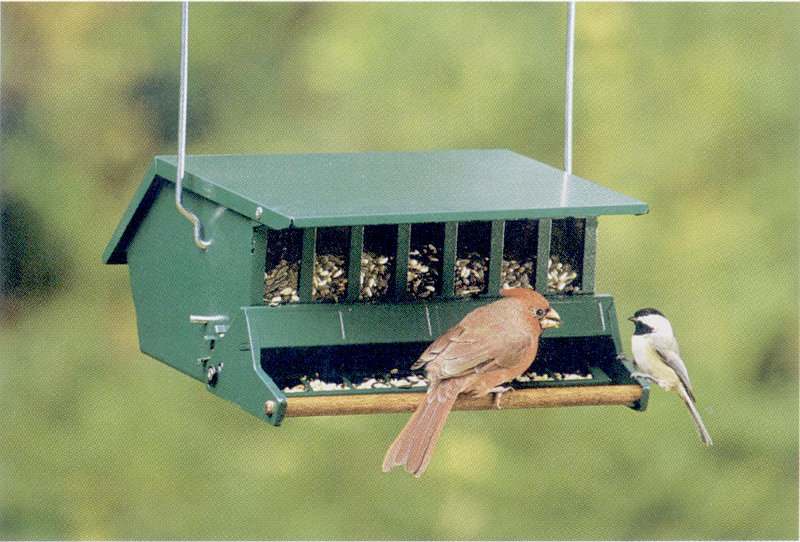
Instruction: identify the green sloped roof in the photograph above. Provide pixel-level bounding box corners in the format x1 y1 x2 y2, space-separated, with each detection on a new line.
104 149 647 264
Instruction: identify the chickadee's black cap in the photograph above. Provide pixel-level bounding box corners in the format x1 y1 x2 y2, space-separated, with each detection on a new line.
631 308 665 319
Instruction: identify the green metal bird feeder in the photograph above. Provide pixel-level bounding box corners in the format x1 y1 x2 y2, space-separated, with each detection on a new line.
103 149 649 426
104 3 649 426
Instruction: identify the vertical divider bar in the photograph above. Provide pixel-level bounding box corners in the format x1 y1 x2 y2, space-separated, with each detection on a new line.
581 216 597 294
346 226 364 301
441 222 458 298
486 220 505 296
251 226 269 304
298 227 317 302
535 219 552 293
394 224 411 300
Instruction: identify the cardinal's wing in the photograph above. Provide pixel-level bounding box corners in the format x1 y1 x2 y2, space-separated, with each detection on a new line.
411 311 532 380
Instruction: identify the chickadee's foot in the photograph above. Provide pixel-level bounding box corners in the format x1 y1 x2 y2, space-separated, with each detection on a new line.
630 372 670 389
490 386 514 409
617 353 633 362
631 371 664 388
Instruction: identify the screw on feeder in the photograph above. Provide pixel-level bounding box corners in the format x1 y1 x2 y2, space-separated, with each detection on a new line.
206 364 219 386
264 400 276 416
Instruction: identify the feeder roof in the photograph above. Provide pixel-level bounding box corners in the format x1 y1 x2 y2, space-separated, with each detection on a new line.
104 149 647 264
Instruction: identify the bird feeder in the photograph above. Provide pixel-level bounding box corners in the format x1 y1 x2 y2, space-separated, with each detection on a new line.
104 149 650 426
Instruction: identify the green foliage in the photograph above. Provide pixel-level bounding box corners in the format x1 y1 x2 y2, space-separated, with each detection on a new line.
1 3 797 539
1 195 71 306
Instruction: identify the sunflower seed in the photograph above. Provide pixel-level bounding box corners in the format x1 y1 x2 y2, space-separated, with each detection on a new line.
407 243 441 299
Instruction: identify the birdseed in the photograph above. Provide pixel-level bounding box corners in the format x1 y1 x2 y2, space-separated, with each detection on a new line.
454 252 488 296
360 252 392 300
501 258 535 289
407 244 441 299
266 234 582 303
547 256 580 293
553 371 593 381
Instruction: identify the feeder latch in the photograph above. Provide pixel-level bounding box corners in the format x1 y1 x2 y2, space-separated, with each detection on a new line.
190 314 229 339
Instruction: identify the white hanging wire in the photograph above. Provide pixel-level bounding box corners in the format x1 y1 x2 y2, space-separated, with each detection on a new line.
175 1 211 250
564 1 576 175
0 3 4 310
560 2 576 207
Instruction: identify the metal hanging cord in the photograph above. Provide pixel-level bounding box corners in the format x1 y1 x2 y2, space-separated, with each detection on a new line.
175 1 211 250
564 1 576 175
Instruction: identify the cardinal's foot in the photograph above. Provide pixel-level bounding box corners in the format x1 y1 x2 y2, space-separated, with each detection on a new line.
490 386 514 409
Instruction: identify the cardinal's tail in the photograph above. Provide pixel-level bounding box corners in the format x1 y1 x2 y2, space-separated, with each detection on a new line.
382 378 464 476
679 386 713 446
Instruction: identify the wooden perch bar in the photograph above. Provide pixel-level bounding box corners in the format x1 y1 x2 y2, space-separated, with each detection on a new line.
283 383 643 418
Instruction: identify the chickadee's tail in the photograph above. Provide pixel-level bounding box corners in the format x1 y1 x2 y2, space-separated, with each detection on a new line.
679 386 713 446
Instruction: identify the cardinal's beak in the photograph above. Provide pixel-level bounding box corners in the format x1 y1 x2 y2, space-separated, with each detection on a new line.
541 308 562 329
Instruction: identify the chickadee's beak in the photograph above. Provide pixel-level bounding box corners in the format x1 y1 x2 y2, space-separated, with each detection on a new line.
627 316 636 322
541 308 562 329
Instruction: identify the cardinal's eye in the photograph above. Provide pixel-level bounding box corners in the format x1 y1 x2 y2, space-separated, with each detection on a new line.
535 308 545 317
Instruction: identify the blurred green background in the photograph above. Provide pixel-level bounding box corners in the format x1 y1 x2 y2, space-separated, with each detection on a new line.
1 3 798 539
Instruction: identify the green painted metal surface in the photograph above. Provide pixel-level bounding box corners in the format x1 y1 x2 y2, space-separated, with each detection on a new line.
104 150 649 425
103 163 160 265
581 216 599 293
104 149 648 262
535 219 552 292
123 180 263 381
394 224 412 299
346 226 364 301
205 310 287 425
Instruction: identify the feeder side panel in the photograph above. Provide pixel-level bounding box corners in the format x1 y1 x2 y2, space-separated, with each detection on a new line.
125 180 258 380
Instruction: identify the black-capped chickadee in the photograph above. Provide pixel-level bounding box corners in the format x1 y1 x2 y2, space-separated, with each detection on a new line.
628 308 712 446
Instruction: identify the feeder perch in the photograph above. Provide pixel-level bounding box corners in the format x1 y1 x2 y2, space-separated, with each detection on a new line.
104 149 650 425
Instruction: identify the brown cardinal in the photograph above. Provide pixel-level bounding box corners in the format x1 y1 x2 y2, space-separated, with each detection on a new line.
382 288 562 476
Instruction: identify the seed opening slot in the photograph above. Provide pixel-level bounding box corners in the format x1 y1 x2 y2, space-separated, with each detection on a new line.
407 223 445 299
549 218 584 293
502 219 539 290
360 225 397 301
454 221 491 297
312 226 350 302
264 228 303 306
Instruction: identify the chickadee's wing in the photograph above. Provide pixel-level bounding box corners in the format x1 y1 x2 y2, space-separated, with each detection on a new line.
649 334 696 402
